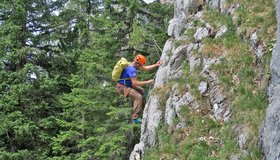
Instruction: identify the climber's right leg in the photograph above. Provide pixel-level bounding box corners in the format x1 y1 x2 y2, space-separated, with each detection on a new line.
127 88 143 123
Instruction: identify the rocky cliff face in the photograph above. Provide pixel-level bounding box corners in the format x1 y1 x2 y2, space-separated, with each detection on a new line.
130 0 277 159
260 0 280 159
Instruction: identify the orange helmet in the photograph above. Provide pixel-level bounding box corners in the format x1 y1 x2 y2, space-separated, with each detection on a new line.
135 54 146 66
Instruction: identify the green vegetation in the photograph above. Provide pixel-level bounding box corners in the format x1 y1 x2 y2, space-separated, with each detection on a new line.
0 0 173 159
232 0 276 42
144 0 274 159
0 0 275 159
144 108 224 160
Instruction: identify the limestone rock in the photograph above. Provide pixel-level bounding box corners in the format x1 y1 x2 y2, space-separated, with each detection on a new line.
194 27 209 41
198 81 208 95
215 25 228 38
260 1 280 159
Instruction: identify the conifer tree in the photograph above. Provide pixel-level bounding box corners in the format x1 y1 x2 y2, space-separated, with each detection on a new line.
0 0 74 158
54 0 172 159
0 0 172 159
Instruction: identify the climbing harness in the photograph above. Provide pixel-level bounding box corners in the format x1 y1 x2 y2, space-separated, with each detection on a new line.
116 82 131 97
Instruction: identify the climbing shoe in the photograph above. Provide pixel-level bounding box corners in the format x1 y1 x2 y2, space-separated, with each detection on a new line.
143 91 148 97
132 118 142 124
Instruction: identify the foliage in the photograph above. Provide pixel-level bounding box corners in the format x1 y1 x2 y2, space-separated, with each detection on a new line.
144 0 274 159
0 0 171 159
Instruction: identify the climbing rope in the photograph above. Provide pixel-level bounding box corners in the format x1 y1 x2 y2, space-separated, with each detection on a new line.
143 74 156 98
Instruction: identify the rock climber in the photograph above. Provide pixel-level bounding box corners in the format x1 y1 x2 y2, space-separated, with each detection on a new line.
116 54 161 124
